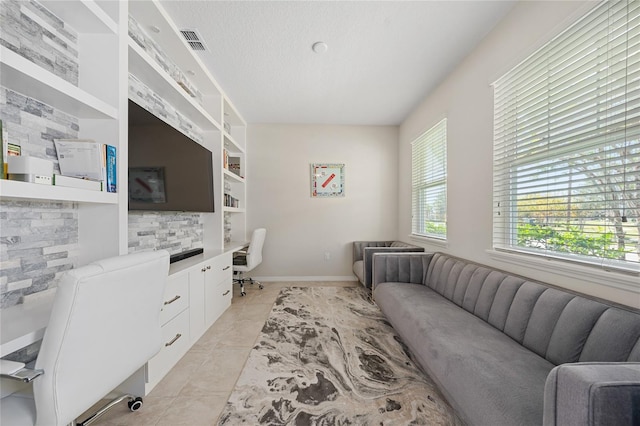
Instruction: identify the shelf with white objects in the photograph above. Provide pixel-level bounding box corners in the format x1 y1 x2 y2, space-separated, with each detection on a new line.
223 169 245 184
128 39 220 131
0 179 118 204
0 47 118 120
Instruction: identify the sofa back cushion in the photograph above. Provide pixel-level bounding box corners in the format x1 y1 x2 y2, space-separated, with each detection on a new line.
425 253 640 365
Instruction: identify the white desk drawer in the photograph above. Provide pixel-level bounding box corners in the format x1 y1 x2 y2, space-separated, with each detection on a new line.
205 253 232 284
207 277 232 325
160 273 189 325
146 308 189 385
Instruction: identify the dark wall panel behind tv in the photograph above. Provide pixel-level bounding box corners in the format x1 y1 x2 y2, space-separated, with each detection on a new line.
128 100 215 212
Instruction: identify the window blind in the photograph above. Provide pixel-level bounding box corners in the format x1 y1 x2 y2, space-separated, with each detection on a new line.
412 118 447 239
493 0 640 273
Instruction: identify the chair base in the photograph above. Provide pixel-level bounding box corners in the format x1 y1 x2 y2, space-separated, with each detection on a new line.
233 273 263 296
77 394 143 426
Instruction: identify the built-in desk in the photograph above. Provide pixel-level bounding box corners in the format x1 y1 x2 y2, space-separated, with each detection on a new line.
0 243 248 364
0 291 55 358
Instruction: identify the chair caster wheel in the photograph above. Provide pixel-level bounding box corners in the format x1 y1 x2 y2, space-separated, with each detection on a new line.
241 291 246 296
258 284 264 289
128 397 143 412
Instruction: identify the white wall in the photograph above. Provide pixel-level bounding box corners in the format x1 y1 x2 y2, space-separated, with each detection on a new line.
247 124 398 280
399 0 640 308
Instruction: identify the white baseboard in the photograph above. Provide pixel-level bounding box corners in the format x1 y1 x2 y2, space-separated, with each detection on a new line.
251 276 358 282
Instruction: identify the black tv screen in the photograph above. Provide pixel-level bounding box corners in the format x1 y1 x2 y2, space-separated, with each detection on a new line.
128 99 215 212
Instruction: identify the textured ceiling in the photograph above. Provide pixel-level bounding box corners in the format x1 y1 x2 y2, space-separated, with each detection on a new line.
158 1 515 126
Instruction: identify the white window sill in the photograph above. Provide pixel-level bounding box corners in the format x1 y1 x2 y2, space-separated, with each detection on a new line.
409 234 449 249
486 249 640 294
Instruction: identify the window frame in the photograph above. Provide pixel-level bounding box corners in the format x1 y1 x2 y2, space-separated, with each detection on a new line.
411 118 448 241
492 0 640 276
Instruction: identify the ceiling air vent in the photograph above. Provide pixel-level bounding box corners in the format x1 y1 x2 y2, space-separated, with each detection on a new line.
180 29 207 51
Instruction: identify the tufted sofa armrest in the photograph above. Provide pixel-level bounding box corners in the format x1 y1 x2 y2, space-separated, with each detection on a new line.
352 241 395 262
353 241 424 289
543 362 640 426
371 252 434 291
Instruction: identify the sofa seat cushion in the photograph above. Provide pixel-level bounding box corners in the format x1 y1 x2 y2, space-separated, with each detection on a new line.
375 282 556 426
353 260 364 284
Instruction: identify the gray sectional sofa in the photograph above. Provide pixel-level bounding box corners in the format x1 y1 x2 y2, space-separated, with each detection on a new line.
372 252 640 426
352 240 423 289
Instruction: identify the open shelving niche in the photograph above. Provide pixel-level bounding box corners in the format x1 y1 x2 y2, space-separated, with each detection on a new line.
127 0 247 252
0 0 126 265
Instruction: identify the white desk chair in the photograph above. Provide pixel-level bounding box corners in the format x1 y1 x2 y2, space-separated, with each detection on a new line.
0 250 170 426
233 228 266 296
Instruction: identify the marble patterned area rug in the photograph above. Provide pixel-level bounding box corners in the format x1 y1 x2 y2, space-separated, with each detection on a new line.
218 286 463 425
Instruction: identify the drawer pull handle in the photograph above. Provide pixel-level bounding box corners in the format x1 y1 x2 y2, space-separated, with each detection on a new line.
223 290 230 296
164 295 181 305
206 265 211 270
165 333 182 347
222 266 230 271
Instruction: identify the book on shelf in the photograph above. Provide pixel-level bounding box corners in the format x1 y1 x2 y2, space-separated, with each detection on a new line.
223 149 229 170
1 121 21 179
52 174 102 191
0 120 4 179
104 144 117 193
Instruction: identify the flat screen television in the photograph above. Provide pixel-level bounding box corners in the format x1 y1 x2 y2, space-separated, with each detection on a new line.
128 99 215 212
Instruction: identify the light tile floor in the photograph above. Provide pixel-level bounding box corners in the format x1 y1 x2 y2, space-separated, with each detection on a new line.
86 280 358 426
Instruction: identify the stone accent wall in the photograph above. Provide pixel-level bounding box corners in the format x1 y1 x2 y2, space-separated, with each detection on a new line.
1 87 79 172
128 211 204 255
129 74 204 145
0 200 78 309
0 0 79 85
0 86 80 310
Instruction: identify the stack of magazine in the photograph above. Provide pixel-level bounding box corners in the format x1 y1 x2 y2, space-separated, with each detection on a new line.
53 139 117 192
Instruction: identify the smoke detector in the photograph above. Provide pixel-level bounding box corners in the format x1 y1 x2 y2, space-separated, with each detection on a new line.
180 29 207 51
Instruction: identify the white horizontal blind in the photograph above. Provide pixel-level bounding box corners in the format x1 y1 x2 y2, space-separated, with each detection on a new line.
412 118 447 239
493 0 640 273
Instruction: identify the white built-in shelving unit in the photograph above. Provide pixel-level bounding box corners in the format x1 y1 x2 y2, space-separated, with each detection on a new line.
1 0 249 395
0 0 126 265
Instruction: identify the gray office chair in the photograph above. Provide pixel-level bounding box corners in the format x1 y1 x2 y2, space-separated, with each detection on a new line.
0 250 169 426
233 228 266 296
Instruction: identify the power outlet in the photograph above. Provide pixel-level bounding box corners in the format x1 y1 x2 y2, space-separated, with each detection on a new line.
324 251 331 261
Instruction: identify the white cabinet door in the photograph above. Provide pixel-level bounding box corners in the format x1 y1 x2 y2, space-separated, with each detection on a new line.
205 253 233 327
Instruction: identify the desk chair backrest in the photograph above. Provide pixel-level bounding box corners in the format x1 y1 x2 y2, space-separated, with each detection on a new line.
244 228 266 270
33 250 169 426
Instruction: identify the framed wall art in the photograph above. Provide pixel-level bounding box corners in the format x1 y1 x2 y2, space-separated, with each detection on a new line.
310 163 345 197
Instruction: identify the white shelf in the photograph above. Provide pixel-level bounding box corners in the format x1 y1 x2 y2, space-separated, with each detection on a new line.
223 132 245 154
224 240 250 253
128 40 220 131
40 0 117 34
222 207 245 213
0 290 54 357
128 0 223 102
223 169 245 184
0 47 118 119
223 98 246 127
0 180 118 204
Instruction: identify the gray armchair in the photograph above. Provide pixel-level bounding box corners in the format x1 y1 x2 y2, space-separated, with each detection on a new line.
352 240 424 289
